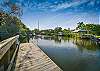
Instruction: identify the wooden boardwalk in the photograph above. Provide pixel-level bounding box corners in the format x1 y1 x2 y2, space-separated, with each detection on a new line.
16 43 62 71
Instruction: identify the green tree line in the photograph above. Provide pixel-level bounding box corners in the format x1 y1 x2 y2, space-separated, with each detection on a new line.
76 22 100 36
32 27 72 37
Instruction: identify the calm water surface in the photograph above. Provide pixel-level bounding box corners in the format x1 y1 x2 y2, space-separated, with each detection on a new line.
33 37 100 71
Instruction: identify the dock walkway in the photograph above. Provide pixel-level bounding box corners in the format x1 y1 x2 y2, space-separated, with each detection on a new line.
16 43 62 71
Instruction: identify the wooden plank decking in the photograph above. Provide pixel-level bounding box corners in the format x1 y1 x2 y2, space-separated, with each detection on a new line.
16 43 62 71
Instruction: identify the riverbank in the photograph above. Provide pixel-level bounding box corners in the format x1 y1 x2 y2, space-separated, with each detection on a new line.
16 43 62 71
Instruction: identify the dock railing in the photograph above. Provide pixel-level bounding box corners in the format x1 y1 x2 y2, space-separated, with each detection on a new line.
0 35 20 71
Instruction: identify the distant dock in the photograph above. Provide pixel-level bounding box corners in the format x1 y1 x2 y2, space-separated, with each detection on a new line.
16 43 62 71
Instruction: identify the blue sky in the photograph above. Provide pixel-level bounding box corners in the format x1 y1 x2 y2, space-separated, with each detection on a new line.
1 0 100 30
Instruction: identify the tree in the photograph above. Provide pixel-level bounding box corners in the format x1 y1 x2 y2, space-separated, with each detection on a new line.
0 12 30 42
33 29 39 35
54 27 62 35
76 22 85 30
0 0 23 17
76 22 100 35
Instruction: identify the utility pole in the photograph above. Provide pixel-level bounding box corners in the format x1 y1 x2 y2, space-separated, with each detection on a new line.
38 20 39 31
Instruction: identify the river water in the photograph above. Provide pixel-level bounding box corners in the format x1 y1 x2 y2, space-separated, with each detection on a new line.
33 36 100 71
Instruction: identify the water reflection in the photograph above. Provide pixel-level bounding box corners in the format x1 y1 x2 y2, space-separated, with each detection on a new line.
73 38 100 51
33 36 100 71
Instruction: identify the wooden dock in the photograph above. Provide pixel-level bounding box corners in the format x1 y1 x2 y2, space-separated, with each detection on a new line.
16 43 62 71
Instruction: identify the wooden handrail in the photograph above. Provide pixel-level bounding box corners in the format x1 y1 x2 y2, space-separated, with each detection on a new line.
0 35 19 60
0 35 20 71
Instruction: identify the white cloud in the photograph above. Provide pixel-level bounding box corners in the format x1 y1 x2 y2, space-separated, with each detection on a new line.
51 0 89 12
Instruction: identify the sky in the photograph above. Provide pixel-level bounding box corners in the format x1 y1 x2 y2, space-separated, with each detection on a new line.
1 0 100 30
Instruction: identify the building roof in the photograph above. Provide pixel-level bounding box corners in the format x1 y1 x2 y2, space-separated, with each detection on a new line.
73 29 88 33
